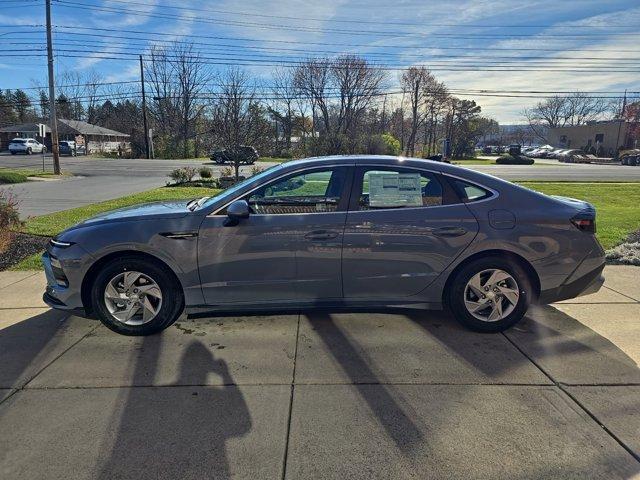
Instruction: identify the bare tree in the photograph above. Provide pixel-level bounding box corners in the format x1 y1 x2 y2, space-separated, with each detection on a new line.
400 66 432 155
524 92 608 141
145 43 211 158
213 67 271 178
294 55 386 153
268 67 298 153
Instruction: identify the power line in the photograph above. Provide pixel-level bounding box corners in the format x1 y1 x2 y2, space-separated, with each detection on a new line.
52 1 640 39
9 39 640 64
35 26 640 54
76 0 640 29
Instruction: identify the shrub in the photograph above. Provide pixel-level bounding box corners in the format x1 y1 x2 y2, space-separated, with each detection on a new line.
199 166 213 178
0 189 22 253
168 166 198 184
220 166 234 178
0 171 29 184
250 165 264 176
495 154 534 165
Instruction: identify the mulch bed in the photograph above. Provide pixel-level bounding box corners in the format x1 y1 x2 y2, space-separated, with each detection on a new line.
0 233 50 271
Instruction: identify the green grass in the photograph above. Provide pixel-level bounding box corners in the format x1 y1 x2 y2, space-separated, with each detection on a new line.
0 171 28 184
0 168 70 184
519 182 640 249
8 181 640 271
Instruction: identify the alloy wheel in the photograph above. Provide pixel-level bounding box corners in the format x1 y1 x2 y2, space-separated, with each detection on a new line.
103 271 163 325
463 269 520 322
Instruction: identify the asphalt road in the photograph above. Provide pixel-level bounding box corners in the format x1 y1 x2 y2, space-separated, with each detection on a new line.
2 152 640 218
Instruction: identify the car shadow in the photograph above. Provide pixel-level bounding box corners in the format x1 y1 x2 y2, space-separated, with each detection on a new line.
305 311 425 457
96 337 252 480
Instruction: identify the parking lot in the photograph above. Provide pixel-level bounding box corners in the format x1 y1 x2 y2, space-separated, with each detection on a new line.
1 266 638 479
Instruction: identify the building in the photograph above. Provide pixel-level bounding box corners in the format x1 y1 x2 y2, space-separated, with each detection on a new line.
547 120 634 157
0 119 130 154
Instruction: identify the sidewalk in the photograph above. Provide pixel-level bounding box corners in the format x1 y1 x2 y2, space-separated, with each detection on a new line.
0 266 638 479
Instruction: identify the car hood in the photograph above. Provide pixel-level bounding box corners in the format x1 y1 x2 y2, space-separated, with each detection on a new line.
74 200 191 227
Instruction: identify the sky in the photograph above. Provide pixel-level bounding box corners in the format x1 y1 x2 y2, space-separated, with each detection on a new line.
0 0 639 123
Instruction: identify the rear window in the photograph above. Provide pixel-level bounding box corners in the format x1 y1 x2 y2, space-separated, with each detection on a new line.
60 142 68 146
10 139 25 144
451 179 492 202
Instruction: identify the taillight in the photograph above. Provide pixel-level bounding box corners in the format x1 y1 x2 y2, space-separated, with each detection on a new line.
571 217 596 233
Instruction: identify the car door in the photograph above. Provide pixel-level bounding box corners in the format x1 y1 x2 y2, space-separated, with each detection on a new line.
198 165 353 305
342 166 479 299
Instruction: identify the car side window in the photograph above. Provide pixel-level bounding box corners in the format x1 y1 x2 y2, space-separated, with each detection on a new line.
451 179 492 202
357 168 443 210
246 168 347 215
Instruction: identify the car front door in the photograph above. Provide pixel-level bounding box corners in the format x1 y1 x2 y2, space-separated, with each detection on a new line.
342 166 479 299
197 165 353 306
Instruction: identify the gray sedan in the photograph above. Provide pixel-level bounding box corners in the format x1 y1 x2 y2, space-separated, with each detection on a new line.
42 155 605 335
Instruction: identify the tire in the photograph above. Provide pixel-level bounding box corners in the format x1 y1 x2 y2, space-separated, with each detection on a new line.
90 256 184 336
42 147 47 153
10 151 16 155
26 148 32 155
447 256 531 333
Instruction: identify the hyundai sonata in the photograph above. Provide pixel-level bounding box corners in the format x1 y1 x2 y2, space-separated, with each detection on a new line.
43 155 605 335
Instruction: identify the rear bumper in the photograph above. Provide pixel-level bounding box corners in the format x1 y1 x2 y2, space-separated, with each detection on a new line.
538 262 605 304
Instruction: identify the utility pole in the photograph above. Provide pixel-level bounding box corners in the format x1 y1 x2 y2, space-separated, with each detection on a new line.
615 89 627 154
46 0 60 174
139 54 150 159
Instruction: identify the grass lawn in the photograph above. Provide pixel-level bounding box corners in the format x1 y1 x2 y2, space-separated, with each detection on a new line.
519 182 640 250
0 168 68 184
8 181 639 270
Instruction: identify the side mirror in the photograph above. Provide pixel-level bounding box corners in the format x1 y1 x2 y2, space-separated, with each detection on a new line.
224 200 250 226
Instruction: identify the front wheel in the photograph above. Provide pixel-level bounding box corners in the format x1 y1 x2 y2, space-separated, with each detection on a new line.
42 147 47 153
26 148 32 155
448 257 531 332
91 257 184 335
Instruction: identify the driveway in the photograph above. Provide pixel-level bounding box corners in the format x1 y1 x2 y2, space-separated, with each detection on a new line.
0 266 638 479
2 153 640 218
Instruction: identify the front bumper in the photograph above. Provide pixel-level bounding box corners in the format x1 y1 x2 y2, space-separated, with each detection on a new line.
42 252 88 316
538 262 605 304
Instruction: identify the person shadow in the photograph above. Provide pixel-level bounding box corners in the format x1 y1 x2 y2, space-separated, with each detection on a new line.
97 339 251 480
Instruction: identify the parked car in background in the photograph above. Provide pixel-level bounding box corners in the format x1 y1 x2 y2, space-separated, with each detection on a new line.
59 141 77 156
42 155 605 337
8 138 47 155
210 145 259 165
621 150 640 166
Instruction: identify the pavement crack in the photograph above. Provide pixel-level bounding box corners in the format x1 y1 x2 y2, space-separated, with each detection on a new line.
281 311 301 480
501 331 640 464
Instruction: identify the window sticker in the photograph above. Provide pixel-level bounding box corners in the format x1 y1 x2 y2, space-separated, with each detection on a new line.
369 172 422 207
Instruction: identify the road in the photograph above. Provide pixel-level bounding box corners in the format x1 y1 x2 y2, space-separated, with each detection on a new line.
2 153 639 217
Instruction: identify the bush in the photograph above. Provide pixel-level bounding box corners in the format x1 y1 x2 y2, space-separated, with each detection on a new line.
0 189 22 253
0 171 28 184
250 165 264 176
495 154 534 165
199 166 213 178
168 167 198 184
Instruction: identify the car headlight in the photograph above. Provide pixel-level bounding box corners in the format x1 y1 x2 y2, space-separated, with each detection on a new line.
50 238 75 248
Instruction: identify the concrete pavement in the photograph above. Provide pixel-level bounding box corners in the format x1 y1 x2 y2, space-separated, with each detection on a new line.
0 266 639 479
2 153 640 218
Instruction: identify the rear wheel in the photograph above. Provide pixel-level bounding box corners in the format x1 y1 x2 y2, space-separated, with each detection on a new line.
91 257 184 335
448 257 531 332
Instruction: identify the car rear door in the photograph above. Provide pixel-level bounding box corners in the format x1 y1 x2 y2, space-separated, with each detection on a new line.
342 166 479 299
197 165 353 305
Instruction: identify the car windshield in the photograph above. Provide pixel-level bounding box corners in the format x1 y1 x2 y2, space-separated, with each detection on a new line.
197 163 284 210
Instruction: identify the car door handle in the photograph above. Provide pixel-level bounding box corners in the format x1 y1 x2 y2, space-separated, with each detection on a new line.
432 226 467 237
304 230 339 241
